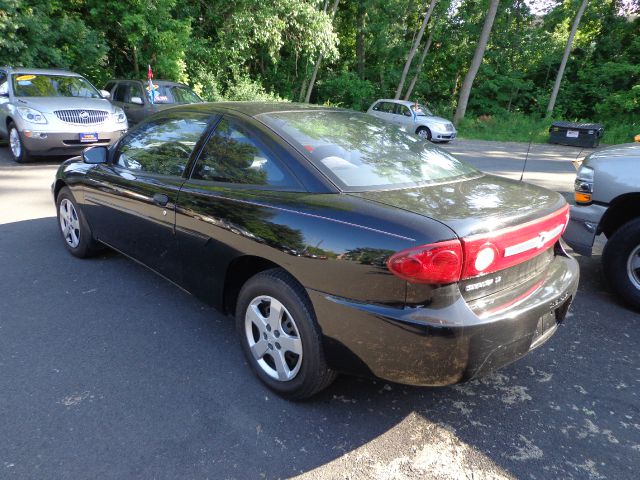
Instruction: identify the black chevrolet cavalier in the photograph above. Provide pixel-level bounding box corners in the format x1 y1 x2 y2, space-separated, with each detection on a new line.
52 102 579 399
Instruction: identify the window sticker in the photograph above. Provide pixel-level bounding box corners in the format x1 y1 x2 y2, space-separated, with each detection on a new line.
16 75 36 81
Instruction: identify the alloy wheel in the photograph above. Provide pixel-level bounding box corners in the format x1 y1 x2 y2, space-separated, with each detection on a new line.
59 199 81 248
627 244 640 290
9 128 22 158
244 295 303 381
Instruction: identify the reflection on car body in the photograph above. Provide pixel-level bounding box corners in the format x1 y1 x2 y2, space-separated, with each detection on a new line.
52 102 578 399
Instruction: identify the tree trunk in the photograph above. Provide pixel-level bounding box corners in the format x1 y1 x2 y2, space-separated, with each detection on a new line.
356 0 366 80
394 0 438 99
403 29 435 101
453 0 500 125
546 0 588 117
305 0 340 103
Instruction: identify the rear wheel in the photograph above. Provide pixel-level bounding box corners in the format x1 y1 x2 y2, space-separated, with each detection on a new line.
8 122 31 163
416 126 431 141
236 268 336 400
602 218 640 310
56 187 100 258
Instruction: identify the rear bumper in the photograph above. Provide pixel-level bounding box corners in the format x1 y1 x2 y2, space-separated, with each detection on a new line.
310 251 579 386
562 203 607 256
22 130 125 156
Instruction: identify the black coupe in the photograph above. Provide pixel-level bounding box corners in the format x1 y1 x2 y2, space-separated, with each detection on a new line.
53 102 579 399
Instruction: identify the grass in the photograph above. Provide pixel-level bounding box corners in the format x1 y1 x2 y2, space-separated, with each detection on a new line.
457 113 638 146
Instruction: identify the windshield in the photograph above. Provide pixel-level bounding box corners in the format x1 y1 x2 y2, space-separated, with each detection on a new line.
411 103 433 116
12 74 101 98
153 85 202 104
260 110 478 191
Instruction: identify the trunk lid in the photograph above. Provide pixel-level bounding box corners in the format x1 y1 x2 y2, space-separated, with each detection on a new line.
349 173 566 239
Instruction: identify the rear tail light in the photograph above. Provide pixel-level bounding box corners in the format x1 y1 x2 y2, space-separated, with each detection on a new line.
387 205 570 284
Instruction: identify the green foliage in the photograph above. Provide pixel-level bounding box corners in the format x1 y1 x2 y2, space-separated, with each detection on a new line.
458 113 637 145
317 71 375 110
1 0 638 144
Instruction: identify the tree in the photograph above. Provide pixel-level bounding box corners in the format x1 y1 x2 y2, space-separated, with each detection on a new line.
453 0 500 125
394 0 438 99
304 0 340 103
545 0 589 117
403 28 435 100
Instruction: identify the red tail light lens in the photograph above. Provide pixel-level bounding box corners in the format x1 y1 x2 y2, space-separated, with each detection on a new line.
387 240 463 284
387 205 570 285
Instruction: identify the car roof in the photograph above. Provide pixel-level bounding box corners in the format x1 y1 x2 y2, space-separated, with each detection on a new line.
160 101 345 119
106 79 191 88
5 67 82 77
373 99 416 107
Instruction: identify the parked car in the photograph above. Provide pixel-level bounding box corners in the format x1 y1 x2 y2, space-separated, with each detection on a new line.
0 67 127 163
103 79 203 126
52 102 578 399
367 99 457 142
563 143 640 310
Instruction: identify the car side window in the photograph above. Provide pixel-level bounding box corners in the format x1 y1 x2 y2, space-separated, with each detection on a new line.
381 102 395 113
0 72 7 96
113 83 129 103
129 83 143 103
103 81 115 93
372 102 382 111
115 112 210 176
192 118 294 187
399 105 412 117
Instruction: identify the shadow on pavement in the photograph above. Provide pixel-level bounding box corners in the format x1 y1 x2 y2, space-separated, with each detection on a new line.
0 218 638 479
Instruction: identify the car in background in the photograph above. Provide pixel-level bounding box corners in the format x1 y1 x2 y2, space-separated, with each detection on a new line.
52 102 577 399
367 99 457 142
563 143 640 310
103 79 203 126
0 67 127 163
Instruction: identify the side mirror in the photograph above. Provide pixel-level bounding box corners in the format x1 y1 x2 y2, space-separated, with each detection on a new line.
130 96 144 105
100 89 111 99
83 146 108 164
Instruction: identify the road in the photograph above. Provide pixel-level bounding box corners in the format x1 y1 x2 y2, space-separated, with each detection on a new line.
1 141 638 480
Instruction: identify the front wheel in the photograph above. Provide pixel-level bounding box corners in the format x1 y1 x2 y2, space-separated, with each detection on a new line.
416 127 432 141
56 187 100 258
236 269 336 400
8 122 31 163
602 218 640 310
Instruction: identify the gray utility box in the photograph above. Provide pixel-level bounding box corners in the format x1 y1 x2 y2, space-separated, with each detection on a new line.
549 121 604 148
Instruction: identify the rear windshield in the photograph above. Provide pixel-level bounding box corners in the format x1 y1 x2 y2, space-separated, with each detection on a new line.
12 74 101 98
259 110 478 191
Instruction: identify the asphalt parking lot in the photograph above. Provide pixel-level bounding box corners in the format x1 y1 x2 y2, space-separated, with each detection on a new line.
1 140 638 480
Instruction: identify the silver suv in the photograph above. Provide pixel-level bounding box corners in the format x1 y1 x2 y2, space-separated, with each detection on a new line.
563 143 640 310
0 67 127 163
367 99 457 142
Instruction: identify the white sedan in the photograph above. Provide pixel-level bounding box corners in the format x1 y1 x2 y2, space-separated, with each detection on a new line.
366 99 456 143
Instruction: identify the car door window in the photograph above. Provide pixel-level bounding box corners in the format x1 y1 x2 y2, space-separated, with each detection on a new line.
129 83 143 103
0 72 8 96
395 105 412 117
192 118 295 187
113 83 129 103
115 112 211 176
381 102 396 113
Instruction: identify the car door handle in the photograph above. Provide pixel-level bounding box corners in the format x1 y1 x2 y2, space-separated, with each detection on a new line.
153 193 169 207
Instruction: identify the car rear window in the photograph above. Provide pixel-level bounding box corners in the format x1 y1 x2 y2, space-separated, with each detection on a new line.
259 110 479 191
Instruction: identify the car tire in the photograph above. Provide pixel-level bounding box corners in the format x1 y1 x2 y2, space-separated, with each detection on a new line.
236 268 336 400
56 187 100 258
602 218 640 310
8 122 32 163
416 127 432 141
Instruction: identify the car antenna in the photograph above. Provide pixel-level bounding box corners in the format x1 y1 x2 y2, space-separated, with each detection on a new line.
519 131 534 182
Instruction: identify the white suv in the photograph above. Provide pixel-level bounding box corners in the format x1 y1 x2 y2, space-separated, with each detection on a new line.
366 99 457 142
0 67 128 163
